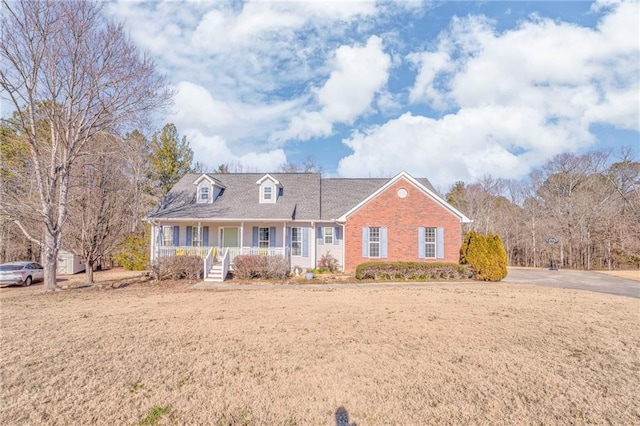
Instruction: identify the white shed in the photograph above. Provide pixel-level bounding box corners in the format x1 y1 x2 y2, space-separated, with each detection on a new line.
57 250 86 274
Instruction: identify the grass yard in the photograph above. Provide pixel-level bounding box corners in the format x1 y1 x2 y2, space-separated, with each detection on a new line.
1 280 639 425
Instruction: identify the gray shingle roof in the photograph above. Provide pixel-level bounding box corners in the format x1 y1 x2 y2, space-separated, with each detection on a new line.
148 173 320 220
319 177 438 220
148 173 438 221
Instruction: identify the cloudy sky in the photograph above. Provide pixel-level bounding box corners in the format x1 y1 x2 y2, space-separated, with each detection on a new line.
106 0 639 188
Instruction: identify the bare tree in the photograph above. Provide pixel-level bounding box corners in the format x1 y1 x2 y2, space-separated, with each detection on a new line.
0 0 171 291
279 156 323 174
65 133 132 283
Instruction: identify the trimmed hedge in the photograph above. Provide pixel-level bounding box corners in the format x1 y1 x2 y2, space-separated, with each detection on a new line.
232 255 289 280
355 262 473 281
460 231 508 281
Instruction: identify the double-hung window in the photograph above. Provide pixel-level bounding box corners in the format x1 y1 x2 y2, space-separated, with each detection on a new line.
324 227 334 245
369 227 380 258
291 227 302 256
263 186 272 201
259 227 270 249
424 227 436 258
192 226 201 247
199 187 209 202
162 226 173 246
419 227 444 259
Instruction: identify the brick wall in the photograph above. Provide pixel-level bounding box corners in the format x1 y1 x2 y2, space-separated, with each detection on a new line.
344 178 463 273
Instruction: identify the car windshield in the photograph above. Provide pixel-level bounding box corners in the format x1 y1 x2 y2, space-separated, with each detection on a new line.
0 265 25 271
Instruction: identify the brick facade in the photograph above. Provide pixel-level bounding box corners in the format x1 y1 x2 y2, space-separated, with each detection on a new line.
344 177 463 273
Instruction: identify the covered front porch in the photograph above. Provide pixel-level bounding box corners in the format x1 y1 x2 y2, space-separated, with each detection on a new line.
150 221 315 281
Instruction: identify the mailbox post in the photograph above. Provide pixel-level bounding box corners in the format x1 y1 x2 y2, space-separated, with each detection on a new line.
545 236 559 270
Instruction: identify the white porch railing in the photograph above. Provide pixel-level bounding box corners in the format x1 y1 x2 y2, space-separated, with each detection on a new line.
157 245 289 273
157 246 213 258
225 247 288 264
203 247 214 280
221 248 230 281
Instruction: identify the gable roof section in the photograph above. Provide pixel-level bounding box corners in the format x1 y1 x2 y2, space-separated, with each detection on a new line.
255 173 281 186
320 178 389 220
148 173 320 220
193 174 225 187
335 171 472 223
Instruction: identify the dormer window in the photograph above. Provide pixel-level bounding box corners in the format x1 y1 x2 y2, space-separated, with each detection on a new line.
193 174 225 204
257 174 281 204
200 186 209 202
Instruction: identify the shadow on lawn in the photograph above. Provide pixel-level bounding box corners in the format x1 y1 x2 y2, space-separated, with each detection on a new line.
335 406 357 426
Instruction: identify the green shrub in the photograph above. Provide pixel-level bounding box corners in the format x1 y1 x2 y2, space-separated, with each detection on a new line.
355 261 473 281
460 231 508 281
113 231 149 270
152 255 202 281
232 255 289 280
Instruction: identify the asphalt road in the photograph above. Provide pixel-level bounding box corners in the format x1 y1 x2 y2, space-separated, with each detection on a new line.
504 268 640 299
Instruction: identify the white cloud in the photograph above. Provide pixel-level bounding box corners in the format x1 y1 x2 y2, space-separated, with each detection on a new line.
340 2 639 186
106 0 384 170
318 36 391 122
184 129 287 173
275 35 391 141
172 81 300 142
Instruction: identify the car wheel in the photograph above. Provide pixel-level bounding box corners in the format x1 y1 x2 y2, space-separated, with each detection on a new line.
23 276 32 286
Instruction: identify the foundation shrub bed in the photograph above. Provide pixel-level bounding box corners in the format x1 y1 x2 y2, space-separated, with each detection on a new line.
152 255 202 281
233 255 289 279
355 261 473 281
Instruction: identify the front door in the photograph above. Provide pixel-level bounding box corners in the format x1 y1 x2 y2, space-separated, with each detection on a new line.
221 227 239 248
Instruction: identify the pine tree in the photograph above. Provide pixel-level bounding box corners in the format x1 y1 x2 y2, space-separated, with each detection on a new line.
148 123 195 196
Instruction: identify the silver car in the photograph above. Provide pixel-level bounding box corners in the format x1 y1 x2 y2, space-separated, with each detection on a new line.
0 262 45 287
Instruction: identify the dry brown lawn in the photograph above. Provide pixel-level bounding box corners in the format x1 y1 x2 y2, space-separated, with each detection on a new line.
1 278 639 425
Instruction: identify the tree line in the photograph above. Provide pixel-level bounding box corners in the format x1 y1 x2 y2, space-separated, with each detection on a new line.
446 149 639 270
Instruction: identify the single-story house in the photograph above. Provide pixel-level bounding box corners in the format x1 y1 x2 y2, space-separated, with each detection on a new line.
147 171 472 281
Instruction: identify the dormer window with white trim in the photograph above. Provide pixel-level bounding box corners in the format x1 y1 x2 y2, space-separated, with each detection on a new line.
263 186 272 200
193 174 225 204
257 174 281 204
199 186 209 202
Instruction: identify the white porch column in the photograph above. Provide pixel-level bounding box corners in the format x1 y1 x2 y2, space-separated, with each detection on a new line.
311 222 316 269
150 224 156 261
240 222 244 250
282 222 288 266
282 222 286 252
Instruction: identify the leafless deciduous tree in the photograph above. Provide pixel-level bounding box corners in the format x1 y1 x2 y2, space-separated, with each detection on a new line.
0 0 171 291
65 133 131 283
447 149 639 270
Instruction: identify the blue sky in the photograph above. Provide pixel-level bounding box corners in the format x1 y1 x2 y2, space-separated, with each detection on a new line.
106 0 639 189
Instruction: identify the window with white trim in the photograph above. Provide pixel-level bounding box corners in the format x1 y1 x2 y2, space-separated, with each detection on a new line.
263 186 272 200
291 227 302 256
192 226 201 247
324 227 334 244
369 227 380 258
162 226 173 246
259 227 270 249
424 227 436 258
199 186 209 202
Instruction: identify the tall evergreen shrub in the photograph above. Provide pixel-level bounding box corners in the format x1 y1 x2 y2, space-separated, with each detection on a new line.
460 231 508 281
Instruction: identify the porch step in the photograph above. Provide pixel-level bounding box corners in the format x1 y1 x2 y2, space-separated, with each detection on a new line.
205 264 226 282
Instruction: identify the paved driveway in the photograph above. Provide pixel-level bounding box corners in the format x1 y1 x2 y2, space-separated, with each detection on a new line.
504 268 640 298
